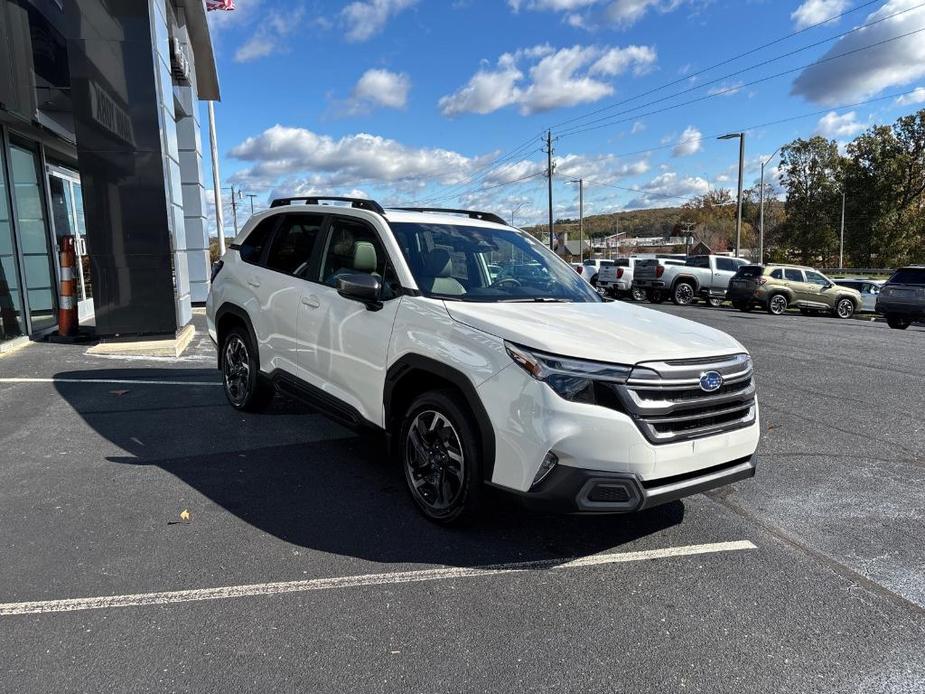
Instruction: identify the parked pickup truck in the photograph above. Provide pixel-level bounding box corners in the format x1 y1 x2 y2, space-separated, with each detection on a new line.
634 255 749 306
599 257 685 301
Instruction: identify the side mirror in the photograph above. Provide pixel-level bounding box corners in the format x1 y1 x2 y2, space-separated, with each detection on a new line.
336 273 383 311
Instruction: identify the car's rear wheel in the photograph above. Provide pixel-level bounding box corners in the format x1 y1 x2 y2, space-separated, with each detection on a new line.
886 315 911 330
672 282 695 306
768 294 789 315
400 390 482 524
647 289 665 304
835 297 855 319
631 286 647 302
221 327 273 411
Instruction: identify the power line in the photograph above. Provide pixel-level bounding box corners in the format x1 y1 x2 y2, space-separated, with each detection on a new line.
548 0 886 133
571 87 925 168
557 26 925 139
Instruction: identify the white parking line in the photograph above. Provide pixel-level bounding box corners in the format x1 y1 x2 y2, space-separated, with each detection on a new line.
0 377 221 387
0 541 756 616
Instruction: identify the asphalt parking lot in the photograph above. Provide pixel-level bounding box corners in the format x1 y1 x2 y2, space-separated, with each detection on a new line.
1 307 923 693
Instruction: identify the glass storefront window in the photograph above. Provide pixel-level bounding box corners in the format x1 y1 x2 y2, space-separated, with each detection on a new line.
0 143 25 342
9 140 57 333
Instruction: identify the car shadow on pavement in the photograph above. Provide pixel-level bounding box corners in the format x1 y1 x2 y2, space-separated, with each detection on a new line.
55 368 684 569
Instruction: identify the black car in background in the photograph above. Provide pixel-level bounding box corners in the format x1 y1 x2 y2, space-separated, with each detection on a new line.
876 266 925 330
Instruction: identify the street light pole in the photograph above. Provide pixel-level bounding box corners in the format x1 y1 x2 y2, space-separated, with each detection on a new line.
719 133 745 258
207 101 226 255
570 178 584 263
839 188 846 269
759 146 782 264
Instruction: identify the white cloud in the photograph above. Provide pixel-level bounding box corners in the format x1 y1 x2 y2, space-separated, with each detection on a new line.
625 171 710 208
791 0 849 30
896 86 925 105
509 0 691 29
631 120 646 134
337 68 411 114
672 125 703 157
341 0 417 42
707 81 743 97
815 111 865 138
439 43 656 116
234 8 305 63
229 125 494 188
792 0 925 105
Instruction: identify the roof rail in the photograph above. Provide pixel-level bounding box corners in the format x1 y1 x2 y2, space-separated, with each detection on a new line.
269 196 385 214
390 207 509 226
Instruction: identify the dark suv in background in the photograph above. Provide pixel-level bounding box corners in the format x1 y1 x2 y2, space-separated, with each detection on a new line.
876 266 925 330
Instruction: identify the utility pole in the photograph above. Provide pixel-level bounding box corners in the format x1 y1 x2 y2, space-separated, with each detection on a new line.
245 193 258 215
839 188 846 269
207 101 226 255
759 146 782 265
545 130 555 251
719 132 745 258
680 221 695 256
223 185 240 236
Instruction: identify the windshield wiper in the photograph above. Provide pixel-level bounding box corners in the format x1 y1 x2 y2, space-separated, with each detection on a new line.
499 297 573 303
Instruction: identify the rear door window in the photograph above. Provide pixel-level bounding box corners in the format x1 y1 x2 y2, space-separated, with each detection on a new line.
784 269 804 282
686 256 709 268
716 257 737 272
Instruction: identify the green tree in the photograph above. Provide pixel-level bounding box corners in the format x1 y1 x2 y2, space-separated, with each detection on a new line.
778 136 844 264
844 110 925 267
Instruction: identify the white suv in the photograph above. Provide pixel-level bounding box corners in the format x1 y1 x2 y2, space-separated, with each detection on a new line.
207 197 759 523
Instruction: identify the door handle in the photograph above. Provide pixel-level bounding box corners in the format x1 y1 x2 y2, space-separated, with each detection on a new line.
301 295 320 309
246 277 261 288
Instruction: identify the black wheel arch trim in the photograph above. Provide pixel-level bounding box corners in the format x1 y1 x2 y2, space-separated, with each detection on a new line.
672 275 700 292
215 303 259 372
385 354 497 483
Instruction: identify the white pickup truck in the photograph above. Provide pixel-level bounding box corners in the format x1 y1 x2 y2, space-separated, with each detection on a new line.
633 255 749 306
599 257 686 301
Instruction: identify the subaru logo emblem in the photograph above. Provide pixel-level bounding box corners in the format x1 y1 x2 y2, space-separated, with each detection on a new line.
699 371 723 393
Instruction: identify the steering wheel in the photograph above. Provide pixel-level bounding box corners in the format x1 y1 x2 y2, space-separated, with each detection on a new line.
491 277 522 288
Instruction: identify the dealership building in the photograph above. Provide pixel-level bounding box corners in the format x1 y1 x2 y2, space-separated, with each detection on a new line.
0 0 219 352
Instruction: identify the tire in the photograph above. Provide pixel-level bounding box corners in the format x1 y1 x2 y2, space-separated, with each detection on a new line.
733 301 752 313
672 282 696 306
648 289 665 304
221 326 274 411
886 315 911 330
400 390 483 524
631 286 647 302
590 274 599 288
707 297 723 308
834 297 856 320
767 293 789 315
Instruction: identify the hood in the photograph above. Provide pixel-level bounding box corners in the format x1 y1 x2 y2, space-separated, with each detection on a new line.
444 301 745 365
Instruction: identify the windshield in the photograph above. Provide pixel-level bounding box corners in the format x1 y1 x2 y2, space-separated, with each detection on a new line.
389 222 602 303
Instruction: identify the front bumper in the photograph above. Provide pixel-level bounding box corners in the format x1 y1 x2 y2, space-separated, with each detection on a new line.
509 455 757 514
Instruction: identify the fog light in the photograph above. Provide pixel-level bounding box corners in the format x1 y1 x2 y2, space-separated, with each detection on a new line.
531 452 559 488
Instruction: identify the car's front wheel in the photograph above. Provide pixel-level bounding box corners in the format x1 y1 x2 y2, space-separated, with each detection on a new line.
835 297 856 319
400 390 482 524
886 315 911 330
221 327 273 411
707 297 724 308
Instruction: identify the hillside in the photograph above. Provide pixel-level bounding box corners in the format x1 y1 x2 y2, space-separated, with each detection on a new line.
523 207 686 239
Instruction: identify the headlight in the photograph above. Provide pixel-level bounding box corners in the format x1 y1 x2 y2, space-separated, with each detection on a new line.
504 341 632 404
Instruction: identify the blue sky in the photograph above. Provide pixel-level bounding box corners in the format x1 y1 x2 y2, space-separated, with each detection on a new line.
203 0 925 233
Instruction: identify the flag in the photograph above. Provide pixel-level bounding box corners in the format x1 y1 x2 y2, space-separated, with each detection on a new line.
206 0 235 10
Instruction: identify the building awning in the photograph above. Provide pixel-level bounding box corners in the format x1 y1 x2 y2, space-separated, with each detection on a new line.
178 0 221 101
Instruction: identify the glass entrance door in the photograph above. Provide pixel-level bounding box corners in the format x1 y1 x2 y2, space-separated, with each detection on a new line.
9 139 57 334
48 168 92 320
0 143 25 343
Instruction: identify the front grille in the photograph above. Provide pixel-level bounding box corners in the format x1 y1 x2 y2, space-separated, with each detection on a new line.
613 353 757 444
